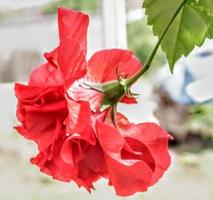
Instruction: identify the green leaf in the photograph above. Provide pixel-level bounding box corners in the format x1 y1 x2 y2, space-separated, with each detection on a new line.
143 0 213 72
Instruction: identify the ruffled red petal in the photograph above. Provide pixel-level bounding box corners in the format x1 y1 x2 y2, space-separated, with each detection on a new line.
117 113 172 186
65 98 96 144
86 49 141 105
96 120 154 196
58 7 89 52
29 63 64 87
44 48 58 68
57 38 86 87
87 49 141 83
14 83 67 152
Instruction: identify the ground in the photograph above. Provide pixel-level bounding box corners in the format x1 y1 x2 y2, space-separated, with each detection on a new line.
0 132 213 200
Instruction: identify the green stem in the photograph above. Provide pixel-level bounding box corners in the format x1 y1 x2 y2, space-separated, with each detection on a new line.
126 0 188 87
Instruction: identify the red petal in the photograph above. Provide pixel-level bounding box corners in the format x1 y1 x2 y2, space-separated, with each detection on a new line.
46 138 74 182
44 48 58 68
78 143 107 179
87 49 141 83
29 63 64 87
58 7 89 52
16 120 63 152
31 147 73 182
15 83 64 101
105 154 152 196
15 84 67 151
60 137 103 190
65 98 96 144
31 137 102 191
15 107 66 151
35 140 73 182
120 96 137 104
117 115 172 186
96 120 153 196
67 82 103 112
57 38 86 88
60 136 84 166
135 123 172 185
68 143 107 190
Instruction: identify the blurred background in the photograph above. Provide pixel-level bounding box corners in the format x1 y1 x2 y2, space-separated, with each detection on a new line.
0 0 213 200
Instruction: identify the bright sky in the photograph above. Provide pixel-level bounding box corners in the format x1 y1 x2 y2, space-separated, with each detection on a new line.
0 0 52 9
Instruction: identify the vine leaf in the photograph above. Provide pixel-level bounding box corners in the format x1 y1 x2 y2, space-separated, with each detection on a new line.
143 0 213 72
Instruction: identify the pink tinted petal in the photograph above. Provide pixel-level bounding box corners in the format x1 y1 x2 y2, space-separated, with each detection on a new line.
67 82 103 112
57 39 86 88
58 7 89 52
29 62 64 87
87 49 141 83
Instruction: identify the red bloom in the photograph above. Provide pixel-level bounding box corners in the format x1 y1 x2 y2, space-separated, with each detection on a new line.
15 7 172 196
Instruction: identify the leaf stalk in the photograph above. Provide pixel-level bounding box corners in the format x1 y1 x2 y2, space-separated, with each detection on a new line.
126 0 188 87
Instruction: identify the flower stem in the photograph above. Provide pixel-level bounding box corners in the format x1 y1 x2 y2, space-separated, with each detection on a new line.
126 0 188 87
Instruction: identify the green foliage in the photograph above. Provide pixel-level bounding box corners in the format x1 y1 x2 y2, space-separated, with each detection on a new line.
127 19 165 73
0 9 10 20
143 0 213 72
187 104 213 137
42 0 99 14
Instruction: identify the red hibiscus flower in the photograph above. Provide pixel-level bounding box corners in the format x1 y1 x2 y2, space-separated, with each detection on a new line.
15 7 172 196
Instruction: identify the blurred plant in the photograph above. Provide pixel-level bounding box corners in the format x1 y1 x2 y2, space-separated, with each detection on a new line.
127 19 166 74
187 104 213 138
42 0 100 14
0 9 10 20
179 152 200 168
